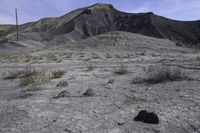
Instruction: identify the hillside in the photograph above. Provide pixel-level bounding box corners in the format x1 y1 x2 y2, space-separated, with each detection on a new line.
0 3 200 47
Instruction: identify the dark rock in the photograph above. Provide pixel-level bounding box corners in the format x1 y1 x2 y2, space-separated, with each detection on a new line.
134 110 159 124
83 88 95 96
117 122 124 126
108 79 114 84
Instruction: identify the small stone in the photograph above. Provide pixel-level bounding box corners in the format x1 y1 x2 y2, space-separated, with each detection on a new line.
134 110 159 124
83 88 95 96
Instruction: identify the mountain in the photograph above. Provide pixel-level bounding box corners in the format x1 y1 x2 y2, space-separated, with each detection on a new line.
1 3 200 47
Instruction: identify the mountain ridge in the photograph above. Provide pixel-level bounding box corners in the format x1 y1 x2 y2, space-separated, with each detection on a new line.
0 3 200 46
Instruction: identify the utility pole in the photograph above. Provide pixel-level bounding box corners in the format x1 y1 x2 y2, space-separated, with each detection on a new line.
15 8 19 41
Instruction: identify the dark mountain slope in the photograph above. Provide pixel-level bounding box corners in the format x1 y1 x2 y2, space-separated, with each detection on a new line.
1 3 200 45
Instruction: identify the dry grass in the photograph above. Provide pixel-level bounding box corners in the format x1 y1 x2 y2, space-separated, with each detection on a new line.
3 66 66 86
56 80 68 87
144 65 187 84
127 91 146 102
86 64 96 71
20 67 50 86
51 70 65 79
113 64 128 75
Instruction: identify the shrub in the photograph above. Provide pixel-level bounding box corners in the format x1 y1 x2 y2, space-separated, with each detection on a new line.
20 67 50 86
3 66 42 80
144 65 186 84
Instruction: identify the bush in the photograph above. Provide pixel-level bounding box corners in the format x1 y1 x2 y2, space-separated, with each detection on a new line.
144 65 186 84
20 67 50 86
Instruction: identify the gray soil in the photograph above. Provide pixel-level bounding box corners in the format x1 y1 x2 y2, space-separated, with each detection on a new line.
0 32 200 133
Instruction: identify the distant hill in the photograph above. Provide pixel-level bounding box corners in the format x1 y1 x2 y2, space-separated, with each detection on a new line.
0 3 200 47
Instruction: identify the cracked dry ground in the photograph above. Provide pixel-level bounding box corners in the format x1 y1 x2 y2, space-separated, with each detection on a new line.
0 52 200 133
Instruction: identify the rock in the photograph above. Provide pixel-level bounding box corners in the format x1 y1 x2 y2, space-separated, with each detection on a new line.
83 88 95 96
134 110 159 124
108 79 114 84
117 122 124 126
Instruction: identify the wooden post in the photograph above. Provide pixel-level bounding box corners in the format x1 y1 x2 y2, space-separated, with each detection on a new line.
15 8 19 41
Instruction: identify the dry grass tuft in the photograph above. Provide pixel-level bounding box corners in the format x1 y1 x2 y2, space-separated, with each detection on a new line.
144 65 187 84
86 64 96 71
20 67 50 86
113 64 128 75
51 70 65 79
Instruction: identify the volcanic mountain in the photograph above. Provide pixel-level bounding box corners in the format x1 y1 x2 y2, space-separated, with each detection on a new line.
1 3 200 47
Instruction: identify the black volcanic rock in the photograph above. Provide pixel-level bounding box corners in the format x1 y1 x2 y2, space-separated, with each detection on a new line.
134 110 159 124
1 3 200 45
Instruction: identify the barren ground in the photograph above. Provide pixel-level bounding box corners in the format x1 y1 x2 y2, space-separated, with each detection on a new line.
0 32 200 133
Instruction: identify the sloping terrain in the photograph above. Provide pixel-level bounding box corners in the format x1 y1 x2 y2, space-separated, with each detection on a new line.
0 3 200 49
0 31 200 133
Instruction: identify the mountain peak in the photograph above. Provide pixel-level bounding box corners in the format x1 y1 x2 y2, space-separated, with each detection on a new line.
88 3 114 10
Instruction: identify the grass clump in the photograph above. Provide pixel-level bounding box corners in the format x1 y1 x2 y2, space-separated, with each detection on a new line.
3 71 22 80
144 65 187 84
113 64 128 75
56 80 68 87
20 67 50 86
51 70 65 79
86 64 96 71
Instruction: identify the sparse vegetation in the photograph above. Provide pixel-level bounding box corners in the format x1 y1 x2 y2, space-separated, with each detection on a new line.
176 41 183 46
20 67 50 86
3 66 67 86
54 90 70 98
113 64 128 75
143 65 187 84
51 70 65 79
105 53 112 58
56 80 69 87
91 53 101 59
86 64 96 71
3 71 22 80
126 90 146 103
197 56 200 61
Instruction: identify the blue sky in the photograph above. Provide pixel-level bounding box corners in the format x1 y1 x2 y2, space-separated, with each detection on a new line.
0 0 200 24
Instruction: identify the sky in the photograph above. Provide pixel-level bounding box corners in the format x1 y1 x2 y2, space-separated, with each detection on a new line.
0 0 200 24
